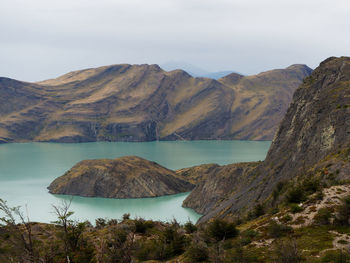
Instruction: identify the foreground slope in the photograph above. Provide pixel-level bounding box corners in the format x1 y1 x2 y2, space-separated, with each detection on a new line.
48 156 193 198
0 63 311 143
183 56 350 223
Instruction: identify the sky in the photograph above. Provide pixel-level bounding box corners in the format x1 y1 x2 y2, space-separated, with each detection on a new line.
0 0 349 81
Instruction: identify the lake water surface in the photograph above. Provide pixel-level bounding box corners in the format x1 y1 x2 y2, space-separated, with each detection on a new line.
0 140 270 223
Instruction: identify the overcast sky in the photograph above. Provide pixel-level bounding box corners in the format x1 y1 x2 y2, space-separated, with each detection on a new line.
0 0 349 81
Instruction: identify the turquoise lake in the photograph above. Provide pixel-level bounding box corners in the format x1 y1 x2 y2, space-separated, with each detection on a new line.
0 140 271 224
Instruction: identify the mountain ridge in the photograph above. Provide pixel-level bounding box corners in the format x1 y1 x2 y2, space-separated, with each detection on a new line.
0 63 312 143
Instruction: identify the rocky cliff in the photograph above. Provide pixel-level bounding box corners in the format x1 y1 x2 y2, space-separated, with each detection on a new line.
0 63 311 143
48 156 194 198
183 56 350 223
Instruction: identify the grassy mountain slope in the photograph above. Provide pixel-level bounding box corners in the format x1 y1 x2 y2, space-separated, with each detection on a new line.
0 63 311 143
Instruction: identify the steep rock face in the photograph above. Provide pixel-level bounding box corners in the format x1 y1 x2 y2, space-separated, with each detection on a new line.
48 156 194 198
0 64 311 142
182 162 259 215
183 57 350 223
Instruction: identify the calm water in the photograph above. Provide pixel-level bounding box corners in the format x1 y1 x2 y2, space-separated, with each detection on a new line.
0 140 270 223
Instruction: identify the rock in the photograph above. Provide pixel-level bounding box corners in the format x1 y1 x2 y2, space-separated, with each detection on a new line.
175 163 220 185
183 56 350 223
48 156 194 198
182 162 259 215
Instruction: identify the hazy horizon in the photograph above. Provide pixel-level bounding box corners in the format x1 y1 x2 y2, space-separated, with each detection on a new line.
1 0 349 82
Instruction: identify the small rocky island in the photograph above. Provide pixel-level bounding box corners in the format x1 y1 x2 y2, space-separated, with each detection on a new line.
48 156 194 198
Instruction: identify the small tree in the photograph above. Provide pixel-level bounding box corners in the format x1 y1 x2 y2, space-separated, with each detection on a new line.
0 198 36 262
52 198 76 263
206 219 238 242
184 220 197 234
206 219 239 263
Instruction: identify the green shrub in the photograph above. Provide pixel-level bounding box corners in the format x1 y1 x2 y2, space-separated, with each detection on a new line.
285 177 321 204
107 219 118 226
136 224 188 261
314 208 332 225
135 238 162 261
242 229 258 239
162 224 188 259
273 181 287 201
184 241 209 262
247 203 265 220
267 220 292 238
280 214 293 223
134 218 154 233
122 213 130 220
184 220 197 234
286 186 306 204
206 219 239 242
335 195 350 226
273 239 303 263
253 203 265 218
95 218 106 229
303 177 321 193
225 246 259 263
321 249 350 262
290 204 303 213
314 190 324 201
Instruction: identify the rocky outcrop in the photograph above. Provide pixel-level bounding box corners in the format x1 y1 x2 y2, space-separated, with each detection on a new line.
0 63 311 143
182 162 259 215
175 163 220 185
48 156 194 198
183 57 350 223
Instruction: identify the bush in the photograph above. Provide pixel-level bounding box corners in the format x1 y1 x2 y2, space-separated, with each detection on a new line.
225 245 259 263
303 177 321 193
335 195 350 225
273 181 287 201
184 220 197 234
286 186 307 204
107 219 118 226
273 239 303 263
206 219 239 242
280 214 293 223
285 177 322 205
241 229 258 239
95 218 106 229
122 213 130 220
136 224 188 261
253 203 265 218
321 249 350 263
290 204 303 213
314 208 332 225
267 220 292 238
135 238 162 261
247 203 265 220
312 190 324 202
134 218 154 233
184 241 209 262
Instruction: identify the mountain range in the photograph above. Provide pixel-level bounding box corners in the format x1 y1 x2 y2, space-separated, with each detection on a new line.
0 63 312 143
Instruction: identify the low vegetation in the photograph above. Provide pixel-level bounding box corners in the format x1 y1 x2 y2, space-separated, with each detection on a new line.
2 182 350 263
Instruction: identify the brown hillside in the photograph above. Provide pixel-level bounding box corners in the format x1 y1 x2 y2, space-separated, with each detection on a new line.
0 63 311 143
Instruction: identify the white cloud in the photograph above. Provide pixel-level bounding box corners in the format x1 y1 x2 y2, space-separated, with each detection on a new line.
0 0 349 81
